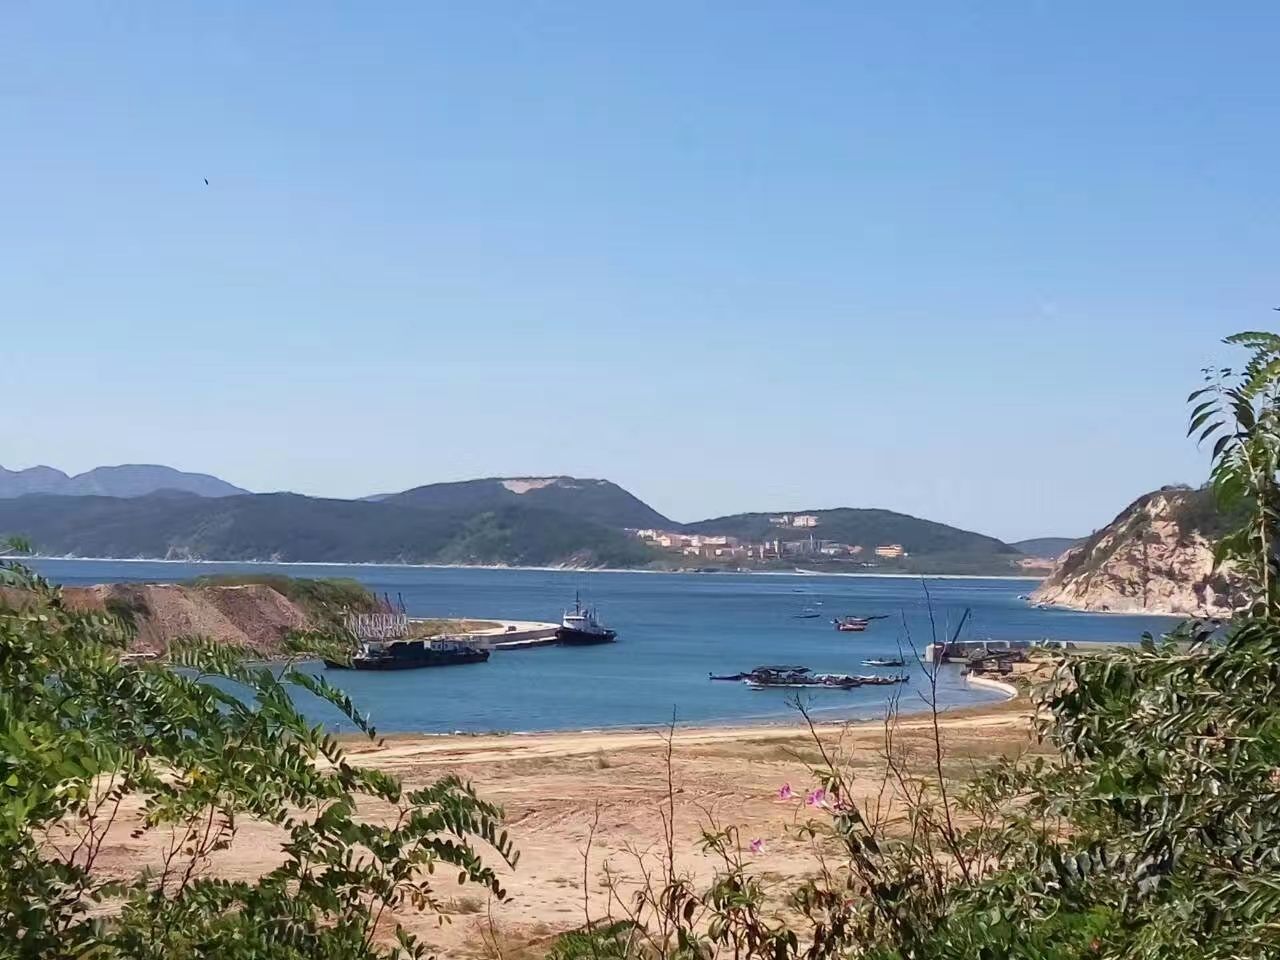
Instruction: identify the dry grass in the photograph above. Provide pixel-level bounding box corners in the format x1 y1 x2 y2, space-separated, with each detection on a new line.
91 704 1035 958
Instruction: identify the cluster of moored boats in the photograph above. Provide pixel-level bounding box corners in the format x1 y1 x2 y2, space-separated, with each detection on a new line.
327 589 914 685
710 664 909 690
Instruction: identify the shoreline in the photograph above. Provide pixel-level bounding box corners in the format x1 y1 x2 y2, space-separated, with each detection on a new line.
964 672 1020 699
339 684 1024 741
345 694 1030 754
1028 593 1201 620
25 555 1046 582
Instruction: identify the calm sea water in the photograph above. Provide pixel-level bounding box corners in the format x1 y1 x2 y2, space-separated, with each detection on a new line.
27 560 1181 734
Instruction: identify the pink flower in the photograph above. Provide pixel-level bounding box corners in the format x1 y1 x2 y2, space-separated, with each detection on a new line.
805 788 828 808
749 838 765 854
777 783 794 801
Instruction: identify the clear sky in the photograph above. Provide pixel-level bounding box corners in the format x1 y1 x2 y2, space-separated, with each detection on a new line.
3 3 1275 541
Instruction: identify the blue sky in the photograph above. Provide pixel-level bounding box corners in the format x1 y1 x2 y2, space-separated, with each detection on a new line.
3 3 1275 541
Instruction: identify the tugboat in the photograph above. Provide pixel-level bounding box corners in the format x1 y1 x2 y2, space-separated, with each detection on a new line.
325 637 490 671
556 593 618 645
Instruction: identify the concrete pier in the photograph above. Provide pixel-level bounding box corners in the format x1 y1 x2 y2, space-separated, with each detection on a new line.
408 617 560 650
472 619 561 650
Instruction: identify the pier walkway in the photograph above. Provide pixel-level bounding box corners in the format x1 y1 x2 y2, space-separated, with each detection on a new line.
407 617 560 650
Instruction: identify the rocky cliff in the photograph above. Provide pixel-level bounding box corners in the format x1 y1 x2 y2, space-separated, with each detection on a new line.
1032 486 1243 617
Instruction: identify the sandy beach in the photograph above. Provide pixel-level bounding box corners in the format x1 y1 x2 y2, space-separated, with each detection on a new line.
90 699 1034 958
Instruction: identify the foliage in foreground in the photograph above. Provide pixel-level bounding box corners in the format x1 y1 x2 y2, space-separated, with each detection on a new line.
0 554 516 959
551 328 1280 959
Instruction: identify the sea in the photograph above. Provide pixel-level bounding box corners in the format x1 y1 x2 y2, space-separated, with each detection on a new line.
26 559 1182 735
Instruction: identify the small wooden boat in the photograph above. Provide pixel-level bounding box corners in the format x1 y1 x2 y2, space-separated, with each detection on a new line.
862 657 905 667
834 617 868 632
855 674 909 686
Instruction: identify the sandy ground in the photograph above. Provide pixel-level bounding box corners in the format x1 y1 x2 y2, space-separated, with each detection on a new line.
88 701 1034 958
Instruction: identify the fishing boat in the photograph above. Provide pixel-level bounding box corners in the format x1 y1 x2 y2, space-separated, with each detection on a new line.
325 637 489 671
556 593 618 645
862 657 905 667
833 617 868 632
855 673 909 686
794 608 822 619
710 664 810 682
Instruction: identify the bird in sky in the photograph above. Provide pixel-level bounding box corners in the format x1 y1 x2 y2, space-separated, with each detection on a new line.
203 178 209 185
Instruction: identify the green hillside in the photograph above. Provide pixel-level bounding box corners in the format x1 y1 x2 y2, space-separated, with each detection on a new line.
686 508 1018 558
381 476 673 530
0 482 1031 573
0 493 658 568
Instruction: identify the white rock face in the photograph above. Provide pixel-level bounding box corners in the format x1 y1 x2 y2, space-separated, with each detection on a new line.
1032 488 1243 617
501 478 560 495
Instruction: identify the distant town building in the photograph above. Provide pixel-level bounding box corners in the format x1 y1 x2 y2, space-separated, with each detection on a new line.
874 544 906 559
820 543 857 556
769 515 792 527
792 514 819 528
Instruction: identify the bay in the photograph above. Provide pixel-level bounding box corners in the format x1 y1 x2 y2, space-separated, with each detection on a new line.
27 559 1180 734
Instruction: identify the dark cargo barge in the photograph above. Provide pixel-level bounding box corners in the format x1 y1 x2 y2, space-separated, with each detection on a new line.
325 637 489 670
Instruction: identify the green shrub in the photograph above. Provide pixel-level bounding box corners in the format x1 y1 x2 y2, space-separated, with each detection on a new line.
0 548 516 958
188 573 379 617
547 921 639 960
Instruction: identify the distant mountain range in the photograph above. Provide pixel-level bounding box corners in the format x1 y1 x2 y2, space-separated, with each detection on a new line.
0 464 247 499
1010 537 1081 558
0 492 654 568
0 466 1056 573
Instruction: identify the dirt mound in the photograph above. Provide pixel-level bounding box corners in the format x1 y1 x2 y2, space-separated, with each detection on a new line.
198 584 312 652
58 583 315 657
